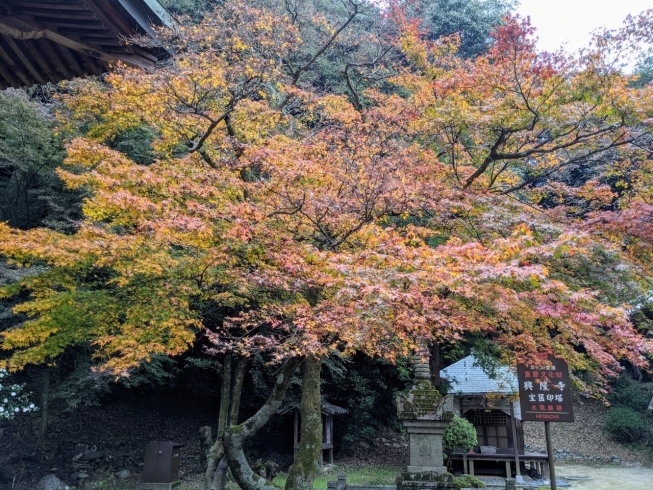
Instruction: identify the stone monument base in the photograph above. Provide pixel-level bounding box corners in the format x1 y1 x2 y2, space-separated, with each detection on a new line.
139 482 181 490
397 472 456 490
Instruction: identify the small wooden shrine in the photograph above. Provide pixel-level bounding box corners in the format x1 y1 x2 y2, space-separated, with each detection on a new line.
440 355 551 479
441 355 524 451
293 397 348 465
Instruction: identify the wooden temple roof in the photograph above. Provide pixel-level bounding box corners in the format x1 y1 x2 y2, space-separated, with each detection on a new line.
321 398 349 416
0 0 174 89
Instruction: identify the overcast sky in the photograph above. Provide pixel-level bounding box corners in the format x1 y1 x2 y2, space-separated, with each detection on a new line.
516 0 653 54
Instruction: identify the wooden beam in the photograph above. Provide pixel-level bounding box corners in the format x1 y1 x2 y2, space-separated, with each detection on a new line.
0 36 30 85
22 38 60 81
40 20 106 30
51 40 84 77
32 13 99 21
0 15 154 68
79 37 123 45
0 68 18 88
138 0 175 27
115 0 173 37
8 2 84 11
0 53 21 87
1 33 46 84
86 0 136 37
37 37 75 80
132 46 158 63
79 32 123 39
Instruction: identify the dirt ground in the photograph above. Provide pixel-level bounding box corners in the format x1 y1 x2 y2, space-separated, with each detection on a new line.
557 463 653 490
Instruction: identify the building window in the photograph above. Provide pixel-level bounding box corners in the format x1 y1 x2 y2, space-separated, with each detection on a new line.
464 409 513 448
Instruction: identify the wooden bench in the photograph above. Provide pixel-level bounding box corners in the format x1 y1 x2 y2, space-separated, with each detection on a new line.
449 450 550 479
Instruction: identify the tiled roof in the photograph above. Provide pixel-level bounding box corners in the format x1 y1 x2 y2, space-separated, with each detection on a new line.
440 355 518 395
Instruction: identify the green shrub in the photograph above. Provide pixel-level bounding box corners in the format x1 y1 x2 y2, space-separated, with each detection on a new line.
443 415 478 454
0 90 74 231
110 126 156 165
453 474 485 488
605 406 644 443
607 374 653 413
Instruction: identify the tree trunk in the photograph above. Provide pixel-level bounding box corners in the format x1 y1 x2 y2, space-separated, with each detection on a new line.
199 426 212 471
224 357 302 490
230 356 247 425
212 454 230 490
204 354 232 490
211 356 248 490
285 355 322 490
38 369 49 446
429 342 442 388
218 354 233 438
206 446 226 490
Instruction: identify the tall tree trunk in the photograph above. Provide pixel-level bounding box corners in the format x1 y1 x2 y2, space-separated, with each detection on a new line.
204 354 232 490
211 356 248 490
38 369 49 446
285 355 322 490
229 356 247 425
224 357 302 490
218 354 233 439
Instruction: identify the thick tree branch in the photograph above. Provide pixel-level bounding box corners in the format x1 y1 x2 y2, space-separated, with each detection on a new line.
463 129 508 188
499 135 634 195
463 120 630 189
290 2 361 86
189 107 234 154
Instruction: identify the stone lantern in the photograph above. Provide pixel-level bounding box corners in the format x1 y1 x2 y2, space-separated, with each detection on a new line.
396 360 455 490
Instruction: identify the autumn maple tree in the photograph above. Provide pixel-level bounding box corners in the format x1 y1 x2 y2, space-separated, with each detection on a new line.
1 3 653 490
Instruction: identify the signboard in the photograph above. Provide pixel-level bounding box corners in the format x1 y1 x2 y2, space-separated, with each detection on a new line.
517 355 574 423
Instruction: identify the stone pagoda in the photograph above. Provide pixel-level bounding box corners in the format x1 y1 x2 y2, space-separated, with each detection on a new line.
396 360 455 490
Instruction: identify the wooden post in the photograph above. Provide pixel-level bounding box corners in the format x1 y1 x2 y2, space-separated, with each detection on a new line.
545 422 557 490
329 415 334 464
510 403 522 482
38 369 50 446
294 410 299 460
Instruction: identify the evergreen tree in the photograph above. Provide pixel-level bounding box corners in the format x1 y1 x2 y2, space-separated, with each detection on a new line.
420 0 517 58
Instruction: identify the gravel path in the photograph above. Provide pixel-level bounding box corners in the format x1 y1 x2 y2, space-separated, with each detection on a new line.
557 464 653 490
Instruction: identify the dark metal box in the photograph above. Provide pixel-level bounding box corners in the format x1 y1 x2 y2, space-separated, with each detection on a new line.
142 441 182 483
